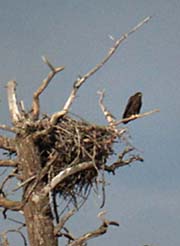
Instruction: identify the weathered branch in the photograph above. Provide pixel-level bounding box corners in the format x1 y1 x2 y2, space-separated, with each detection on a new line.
0 136 16 152
114 108 160 125
31 56 64 120
0 196 22 211
6 80 22 124
50 16 151 124
69 211 119 246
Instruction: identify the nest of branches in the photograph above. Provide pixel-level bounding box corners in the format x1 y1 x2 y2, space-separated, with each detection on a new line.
35 116 117 201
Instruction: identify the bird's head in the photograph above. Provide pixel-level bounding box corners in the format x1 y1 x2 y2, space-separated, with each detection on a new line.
135 92 142 97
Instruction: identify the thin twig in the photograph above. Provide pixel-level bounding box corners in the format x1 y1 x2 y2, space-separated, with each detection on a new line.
54 208 76 236
12 175 36 192
50 16 151 124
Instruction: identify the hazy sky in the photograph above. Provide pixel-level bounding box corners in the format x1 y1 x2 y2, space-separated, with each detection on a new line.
0 1 180 246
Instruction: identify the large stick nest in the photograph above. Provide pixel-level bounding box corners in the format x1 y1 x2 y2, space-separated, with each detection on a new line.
35 116 117 200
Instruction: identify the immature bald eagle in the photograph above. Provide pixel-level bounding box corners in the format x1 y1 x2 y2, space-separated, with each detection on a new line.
122 92 142 124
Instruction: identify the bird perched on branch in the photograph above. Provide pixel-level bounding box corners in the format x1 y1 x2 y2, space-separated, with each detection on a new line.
122 92 142 124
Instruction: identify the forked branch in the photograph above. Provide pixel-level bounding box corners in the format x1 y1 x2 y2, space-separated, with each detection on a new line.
68 211 119 246
31 56 64 120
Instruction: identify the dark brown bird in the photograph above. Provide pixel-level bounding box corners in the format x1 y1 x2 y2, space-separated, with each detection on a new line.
122 92 142 124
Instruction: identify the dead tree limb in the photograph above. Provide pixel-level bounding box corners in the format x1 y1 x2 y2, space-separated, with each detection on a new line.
50 16 151 124
68 211 119 246
31 56 64 120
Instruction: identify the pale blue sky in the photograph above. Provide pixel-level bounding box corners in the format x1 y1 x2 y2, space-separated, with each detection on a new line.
0 1 180 246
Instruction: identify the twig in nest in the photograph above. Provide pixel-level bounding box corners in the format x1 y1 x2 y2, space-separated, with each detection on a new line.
50 16 151 124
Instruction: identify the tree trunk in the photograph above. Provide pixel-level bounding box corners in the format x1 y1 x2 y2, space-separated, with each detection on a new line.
16 135 57 246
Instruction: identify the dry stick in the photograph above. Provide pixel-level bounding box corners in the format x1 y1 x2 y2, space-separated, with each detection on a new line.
31 56 64 120
50 16 151 124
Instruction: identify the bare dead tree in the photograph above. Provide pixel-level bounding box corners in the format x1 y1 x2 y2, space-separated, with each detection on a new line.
0 16 158 246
